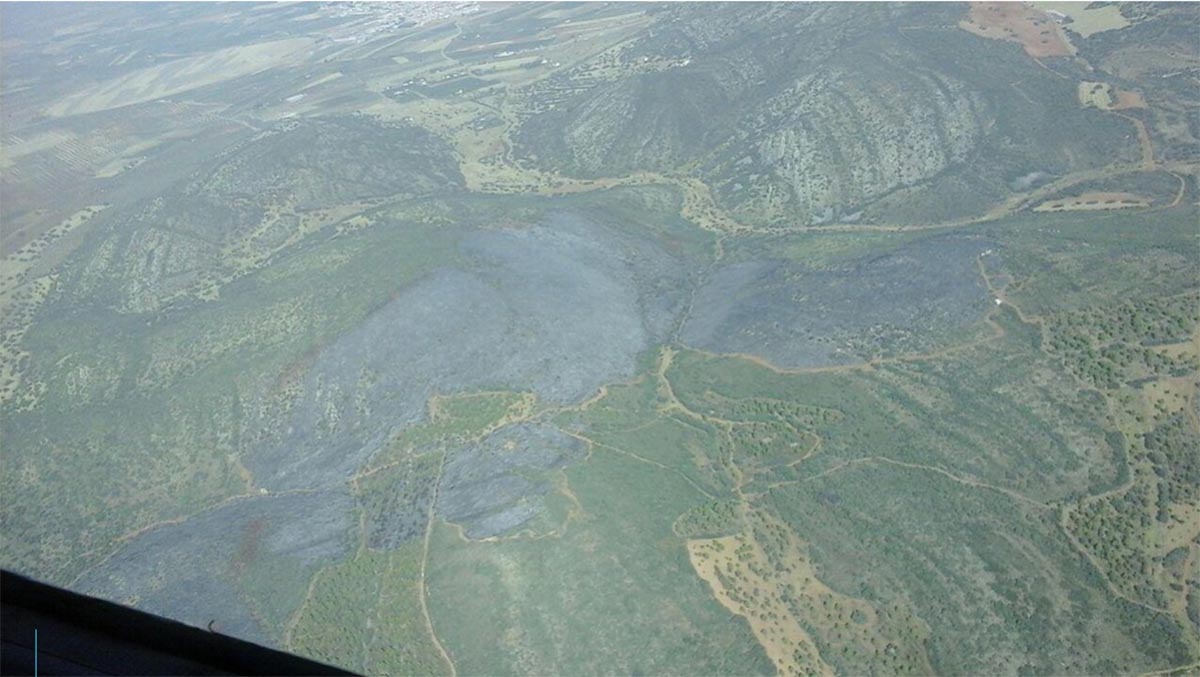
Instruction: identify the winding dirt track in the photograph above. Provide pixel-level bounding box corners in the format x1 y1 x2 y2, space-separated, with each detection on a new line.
419 451 457 677
1110 110 1157 170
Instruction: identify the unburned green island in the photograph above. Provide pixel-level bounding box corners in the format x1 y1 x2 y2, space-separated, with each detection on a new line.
1 2 1197 675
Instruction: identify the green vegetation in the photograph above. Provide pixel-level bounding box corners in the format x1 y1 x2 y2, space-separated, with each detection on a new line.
673 500 743 539
368 391 534 469
1 2 1197 675
425 444 774 676
1044 293 1199 390
290 545 447 676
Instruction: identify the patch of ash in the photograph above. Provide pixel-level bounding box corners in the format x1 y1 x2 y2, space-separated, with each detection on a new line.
247 213 686 491
437 423 586 540
681 236 994 368
75 490 354 647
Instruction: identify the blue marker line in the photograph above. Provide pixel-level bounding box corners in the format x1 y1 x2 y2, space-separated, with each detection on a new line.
34 628 38 677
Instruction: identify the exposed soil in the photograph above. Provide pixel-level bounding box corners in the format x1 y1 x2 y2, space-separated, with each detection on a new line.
1113 89 1148 110
959 3 1075 58
1033 191 1151 212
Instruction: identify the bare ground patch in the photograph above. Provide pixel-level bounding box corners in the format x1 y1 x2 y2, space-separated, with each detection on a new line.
688 534 832 676
687 512 934 676
960 3 1075 58
1034 191 1151 212
1079 82 1148 111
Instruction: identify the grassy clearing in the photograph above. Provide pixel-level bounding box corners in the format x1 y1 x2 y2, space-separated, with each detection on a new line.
426 444 773 676
1033 2 1132 37
1080 81 1117 109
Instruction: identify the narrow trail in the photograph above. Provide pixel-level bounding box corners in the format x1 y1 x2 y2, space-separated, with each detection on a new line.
419 450 457 677
680 252 1018 379
985 250 1182 621
556 425 716 500
783 444 1175 621
632 191 1200 667
458 83 1186 240
438 22 463 62
570 385 610 412
1057 506 1173 617
685 327 1007 378
1050 359 1196 628
165 98 266 133
283 567 325 651
451 30 1200 660
1164 170 1187 209
444 468 583 546
659 316 1041 510
1110 110 1156 170
1075 459 1138 508
669 250 1184 628
22 18 1200 675
67 487 321 589
783 455 1050 510
1183 367 1200 433
785 433 824 468
361 556 394 669
926 260 1177 621
652 349 755 501
1138 661 1200 677
1008 79 1038 106
351 456 410 484
1032 57 1072 81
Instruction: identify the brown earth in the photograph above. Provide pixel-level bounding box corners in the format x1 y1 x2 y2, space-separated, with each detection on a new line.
1112 89 1148 110
1033 191 1151 212
959 2 1075 58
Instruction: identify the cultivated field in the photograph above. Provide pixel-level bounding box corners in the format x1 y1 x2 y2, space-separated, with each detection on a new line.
1 3 1197 675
